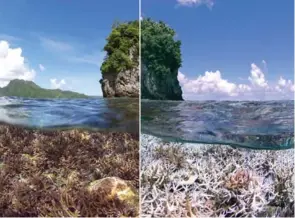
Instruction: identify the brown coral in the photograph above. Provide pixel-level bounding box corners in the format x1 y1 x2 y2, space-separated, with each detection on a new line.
0 123 139 217
225 169 251 190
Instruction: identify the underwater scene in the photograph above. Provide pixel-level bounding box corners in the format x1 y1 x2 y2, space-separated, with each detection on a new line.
140 1 294 217
0 0 139 217
141 100 294 217
0 96 139 133
142 100 294 150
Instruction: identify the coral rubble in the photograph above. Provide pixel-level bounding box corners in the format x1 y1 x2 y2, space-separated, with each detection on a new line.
141 134 294 217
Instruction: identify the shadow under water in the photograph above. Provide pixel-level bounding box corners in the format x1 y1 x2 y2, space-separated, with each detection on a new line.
141 100 294 150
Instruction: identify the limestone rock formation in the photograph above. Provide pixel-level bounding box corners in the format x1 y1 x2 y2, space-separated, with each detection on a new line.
141 65 183 100
100 66 139 98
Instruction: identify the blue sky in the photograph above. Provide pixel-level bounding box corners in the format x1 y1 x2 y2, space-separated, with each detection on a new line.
142 0 294 100
0 0 138 96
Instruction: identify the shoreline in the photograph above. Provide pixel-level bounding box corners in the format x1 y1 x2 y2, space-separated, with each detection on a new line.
0 124 139 217
141 134 294 217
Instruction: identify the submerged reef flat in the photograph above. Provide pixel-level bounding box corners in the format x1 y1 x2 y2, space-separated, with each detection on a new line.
141 134 294 217
0 124 139 217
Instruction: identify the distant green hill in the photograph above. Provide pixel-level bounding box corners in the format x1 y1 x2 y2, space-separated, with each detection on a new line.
0 79 88 98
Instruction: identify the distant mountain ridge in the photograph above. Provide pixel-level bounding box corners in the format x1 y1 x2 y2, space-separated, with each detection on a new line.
0 79 88 98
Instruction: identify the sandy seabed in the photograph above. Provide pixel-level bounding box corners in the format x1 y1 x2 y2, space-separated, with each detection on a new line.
141 134 294 217
0 124 139 217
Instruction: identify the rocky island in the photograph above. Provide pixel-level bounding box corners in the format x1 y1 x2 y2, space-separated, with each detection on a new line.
141 19 183 100
100 21 139 98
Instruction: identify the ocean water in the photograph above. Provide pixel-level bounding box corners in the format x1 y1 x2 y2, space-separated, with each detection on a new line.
141 100 294 150
0 96 139 133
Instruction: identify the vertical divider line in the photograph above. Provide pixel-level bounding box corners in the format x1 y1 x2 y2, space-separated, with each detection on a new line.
138 0 142 216
293 0 295 210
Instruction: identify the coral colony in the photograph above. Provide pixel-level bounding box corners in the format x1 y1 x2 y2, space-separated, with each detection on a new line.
141 134 294 217
0 124 139 217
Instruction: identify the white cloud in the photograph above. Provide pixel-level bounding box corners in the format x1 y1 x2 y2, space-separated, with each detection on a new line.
275 76 294 93
0 34 21 42
0 40 36 87
248 63 268 89
177 0 214 8
39 36 103 67
179 62 294 100
62 75 102 96
40 37 73 52
50 78 66 89
179 70 251 98
39 64 45 71
178 71 188 84
67 52 104 67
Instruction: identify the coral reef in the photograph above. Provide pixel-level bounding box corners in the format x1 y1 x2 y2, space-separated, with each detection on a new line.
0 124 139 217
141 134 294 217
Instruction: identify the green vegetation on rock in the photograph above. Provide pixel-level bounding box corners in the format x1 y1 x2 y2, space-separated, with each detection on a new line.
141 18 183 100
141 18 182 76
100 20 139 74
0 79 88 98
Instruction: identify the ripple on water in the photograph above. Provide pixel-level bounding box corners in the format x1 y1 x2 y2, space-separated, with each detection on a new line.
141 100 294 150
0 96 139 133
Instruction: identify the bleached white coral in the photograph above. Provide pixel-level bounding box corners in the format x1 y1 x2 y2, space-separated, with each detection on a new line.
141 134 294 217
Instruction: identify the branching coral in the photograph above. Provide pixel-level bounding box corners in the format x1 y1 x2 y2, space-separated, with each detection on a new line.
141 134 294 217
0 123 139 217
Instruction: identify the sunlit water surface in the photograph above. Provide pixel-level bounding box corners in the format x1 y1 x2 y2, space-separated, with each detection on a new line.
142 100 294 150
0 96 139 133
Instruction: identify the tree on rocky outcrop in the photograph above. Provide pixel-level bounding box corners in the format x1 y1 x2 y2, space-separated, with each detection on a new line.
141 18 183 100
100 20 139 98
101 20 139 74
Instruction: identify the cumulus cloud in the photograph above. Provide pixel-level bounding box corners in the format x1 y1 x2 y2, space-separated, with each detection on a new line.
248 63 268 89
179 62 294 100
178 70 251 99
275 76 294 93
39 64 45 71
177 0 214 8
50 78 66 89
0 40 36 87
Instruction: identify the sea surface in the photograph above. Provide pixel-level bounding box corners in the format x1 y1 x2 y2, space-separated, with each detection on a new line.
0 96 139 133
141 100 294 150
